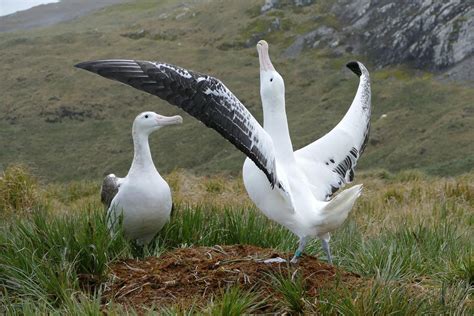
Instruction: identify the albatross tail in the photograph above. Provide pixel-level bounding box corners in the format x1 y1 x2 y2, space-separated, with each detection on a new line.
318 184 363 234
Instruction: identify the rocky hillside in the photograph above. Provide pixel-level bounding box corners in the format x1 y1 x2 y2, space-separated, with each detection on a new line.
0 0 472 181
266 0 473 79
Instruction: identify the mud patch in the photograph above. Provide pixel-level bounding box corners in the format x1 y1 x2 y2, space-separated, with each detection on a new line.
102 245 361 311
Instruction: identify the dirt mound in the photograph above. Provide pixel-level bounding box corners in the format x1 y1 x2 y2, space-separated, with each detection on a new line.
103 245 361 311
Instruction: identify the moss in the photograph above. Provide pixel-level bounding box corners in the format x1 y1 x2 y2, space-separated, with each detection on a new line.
239 18 272 39
245 4 262 18
267 10 286 18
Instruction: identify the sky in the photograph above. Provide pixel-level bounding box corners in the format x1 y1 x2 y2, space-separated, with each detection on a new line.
0 0 60 17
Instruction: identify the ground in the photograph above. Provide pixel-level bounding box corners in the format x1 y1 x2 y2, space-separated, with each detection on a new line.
102 245 360 312
0 166 472 314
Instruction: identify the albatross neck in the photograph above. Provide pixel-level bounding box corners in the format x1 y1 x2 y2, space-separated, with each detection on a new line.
263 98 295 163
128 131 158 177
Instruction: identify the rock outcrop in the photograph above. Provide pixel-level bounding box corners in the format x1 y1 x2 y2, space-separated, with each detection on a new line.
333 0 473 71
261 0 315 13
275 0 473 77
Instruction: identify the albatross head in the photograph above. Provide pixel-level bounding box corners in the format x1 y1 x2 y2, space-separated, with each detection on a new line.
133 111 183 135
257 40 285 107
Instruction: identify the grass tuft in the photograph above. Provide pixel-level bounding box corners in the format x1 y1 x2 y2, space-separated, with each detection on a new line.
0 208 130 307
268 270 306 314
207 286 262 316
317 281 432 315
0 164 40 214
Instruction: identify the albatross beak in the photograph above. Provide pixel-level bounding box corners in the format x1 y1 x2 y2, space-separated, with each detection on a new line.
156 115 183 126
257 40 275 72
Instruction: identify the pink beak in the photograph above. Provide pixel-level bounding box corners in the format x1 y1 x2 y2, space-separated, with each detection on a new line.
156 115 183 126
257 40 275 72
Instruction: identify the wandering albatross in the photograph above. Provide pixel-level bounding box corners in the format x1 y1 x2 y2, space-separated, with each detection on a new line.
103 111 182 244
75 40 371 263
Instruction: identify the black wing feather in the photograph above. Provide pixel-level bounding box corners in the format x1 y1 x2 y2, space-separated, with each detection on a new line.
100 174 120 208
75 59 280 188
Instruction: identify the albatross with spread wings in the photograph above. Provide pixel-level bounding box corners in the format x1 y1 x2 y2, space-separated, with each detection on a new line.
75 39 371 263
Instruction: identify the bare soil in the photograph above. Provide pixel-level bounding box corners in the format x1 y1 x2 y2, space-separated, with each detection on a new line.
102 245 362 311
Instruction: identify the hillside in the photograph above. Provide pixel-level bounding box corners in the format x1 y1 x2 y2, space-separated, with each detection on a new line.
0 0 473 181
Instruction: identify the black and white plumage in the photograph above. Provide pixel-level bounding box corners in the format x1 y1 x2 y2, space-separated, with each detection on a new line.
75 59 286 193
75 41 371 263
295 61 371 201
100 174 122 208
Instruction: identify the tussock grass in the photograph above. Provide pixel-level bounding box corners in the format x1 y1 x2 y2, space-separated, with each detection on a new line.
317 281 433 315
0 164 41 214
154 204 296 252
268 270 306 314
206 286 262 316
0 169 472 314
0 208 130 307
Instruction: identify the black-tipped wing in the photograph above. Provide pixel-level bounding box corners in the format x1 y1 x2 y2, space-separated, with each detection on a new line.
76 59 281 189
100 174 123 208
295 61 371 201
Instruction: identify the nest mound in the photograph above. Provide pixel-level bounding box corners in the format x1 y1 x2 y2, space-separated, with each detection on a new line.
103 245 361 311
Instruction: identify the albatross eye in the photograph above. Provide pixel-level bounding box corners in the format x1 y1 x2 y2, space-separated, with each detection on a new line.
144 115 149 118
270 78 273 82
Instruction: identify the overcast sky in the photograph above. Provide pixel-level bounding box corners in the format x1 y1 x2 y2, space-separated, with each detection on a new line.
0 0 60 17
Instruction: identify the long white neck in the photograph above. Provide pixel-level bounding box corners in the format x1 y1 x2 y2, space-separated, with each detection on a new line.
128 130 158 178
262 97 295 163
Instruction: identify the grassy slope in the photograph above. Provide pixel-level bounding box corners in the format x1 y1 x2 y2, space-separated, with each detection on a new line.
0 0 473 181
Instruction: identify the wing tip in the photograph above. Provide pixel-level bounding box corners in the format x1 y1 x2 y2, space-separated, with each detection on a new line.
346 61 362 77
74 60 94 70
74 59 139 72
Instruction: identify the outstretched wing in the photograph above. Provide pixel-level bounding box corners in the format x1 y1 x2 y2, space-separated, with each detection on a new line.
295 61 371 201
75 59 284 191
100 174 123 208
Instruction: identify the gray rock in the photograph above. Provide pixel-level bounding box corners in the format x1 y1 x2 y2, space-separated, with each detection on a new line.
294 0 315 6
333 0 474 71
438 55 474 85
282 0 473 77
270 17 281 31
261 0 280 13
261 0 315 13
283 30 317 59
246 17 282 48
282 26 338 58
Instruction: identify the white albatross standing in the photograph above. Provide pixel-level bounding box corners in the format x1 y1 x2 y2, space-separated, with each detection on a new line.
75 41 370 262
242 41 369 263
102 111 182 244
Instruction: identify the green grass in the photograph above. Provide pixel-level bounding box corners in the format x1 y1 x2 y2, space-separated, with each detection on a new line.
0 165 40 214
268 270 306 314
206 286 263 316
0 0 472 182
0 167 472 314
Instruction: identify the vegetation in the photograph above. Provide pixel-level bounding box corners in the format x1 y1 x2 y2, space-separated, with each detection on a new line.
0 164 40 213
0 0 473 182
0 0 472 313
0 165 472 314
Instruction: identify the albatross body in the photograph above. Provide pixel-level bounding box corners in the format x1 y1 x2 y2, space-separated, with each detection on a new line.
242 41 369 262
75 41 370 261
104 111 182 244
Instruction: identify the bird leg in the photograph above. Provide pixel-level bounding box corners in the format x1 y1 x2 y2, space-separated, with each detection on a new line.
321 238 333 264
290 236 309 264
